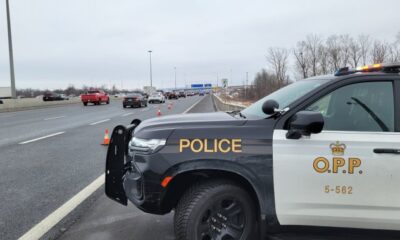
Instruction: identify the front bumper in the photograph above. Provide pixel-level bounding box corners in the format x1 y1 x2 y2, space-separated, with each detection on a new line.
105 124 168 214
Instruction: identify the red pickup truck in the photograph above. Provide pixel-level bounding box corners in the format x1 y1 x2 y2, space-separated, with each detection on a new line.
81 90 110 106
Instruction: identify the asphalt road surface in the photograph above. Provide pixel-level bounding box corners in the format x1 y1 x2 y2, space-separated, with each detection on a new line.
2 95 399 240
0 96 204 240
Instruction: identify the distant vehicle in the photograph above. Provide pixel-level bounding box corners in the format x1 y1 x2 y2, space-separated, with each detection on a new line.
43 92 66 101
0 87 11 98
168 91 179 100
123 93 148 108
59 94 69 100
199 90 205 96
81 90 110 106
148 93 165 104
178 91 186 98
187 91 195 96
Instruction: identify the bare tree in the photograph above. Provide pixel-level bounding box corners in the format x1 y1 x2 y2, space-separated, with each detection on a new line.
293 41 309 79
266 47 289 87
372 40 389 63
305 34 323 76
358 35 371 65
388 43 400 62
349 37 362 67
318 45 330 74
326 35 342 71
339 34 352 67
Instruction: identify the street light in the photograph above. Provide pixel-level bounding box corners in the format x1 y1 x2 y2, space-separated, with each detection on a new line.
148 50 153 87
6 0 16 99
174 67 177 89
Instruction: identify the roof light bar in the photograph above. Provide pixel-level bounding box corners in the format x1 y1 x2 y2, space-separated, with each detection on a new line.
335 62 400 76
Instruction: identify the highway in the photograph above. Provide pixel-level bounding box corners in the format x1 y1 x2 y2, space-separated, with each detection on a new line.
0 96 204 240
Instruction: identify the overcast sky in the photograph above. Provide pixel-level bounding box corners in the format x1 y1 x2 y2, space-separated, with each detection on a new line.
0 0 399 90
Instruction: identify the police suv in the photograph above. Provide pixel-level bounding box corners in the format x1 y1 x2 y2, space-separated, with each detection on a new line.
106 63 400 240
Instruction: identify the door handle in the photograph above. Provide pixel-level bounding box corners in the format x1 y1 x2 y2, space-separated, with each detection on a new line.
373 148 400 154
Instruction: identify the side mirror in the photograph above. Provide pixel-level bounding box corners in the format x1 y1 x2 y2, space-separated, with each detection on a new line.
286 111 324 139
262 99 279 115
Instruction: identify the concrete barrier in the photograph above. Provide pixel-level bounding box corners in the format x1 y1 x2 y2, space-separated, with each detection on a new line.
0 97 82 113
212 94 246 111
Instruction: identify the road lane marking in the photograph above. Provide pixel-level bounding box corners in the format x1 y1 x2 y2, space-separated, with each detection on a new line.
18 174 105 240
183 97 205 114
122 112 134 117
140 109 149 112
44 116 65 121
89 119 110 125
18 132 65 145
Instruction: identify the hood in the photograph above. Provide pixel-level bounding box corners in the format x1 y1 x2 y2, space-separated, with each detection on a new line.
133 112 246 139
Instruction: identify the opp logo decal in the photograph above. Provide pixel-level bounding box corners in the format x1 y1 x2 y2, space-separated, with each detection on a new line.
313 141 363 175
179 139 242 153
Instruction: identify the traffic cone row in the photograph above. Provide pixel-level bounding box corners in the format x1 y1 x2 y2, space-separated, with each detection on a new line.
102 129 110 146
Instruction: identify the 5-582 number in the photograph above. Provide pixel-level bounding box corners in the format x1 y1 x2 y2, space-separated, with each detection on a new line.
324 185 353 194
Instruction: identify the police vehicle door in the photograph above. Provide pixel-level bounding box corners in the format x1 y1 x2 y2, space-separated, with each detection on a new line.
273 80 400 230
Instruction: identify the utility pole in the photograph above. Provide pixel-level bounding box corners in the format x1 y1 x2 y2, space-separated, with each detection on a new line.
148 50 153 87
6 0 16 99
174 67 177 89
246 72 249 98
216 73 219 87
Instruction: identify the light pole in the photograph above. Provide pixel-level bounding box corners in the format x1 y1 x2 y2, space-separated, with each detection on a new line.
246 72 248 98
174 67 177 89
148 50 153 87
6 0 16 99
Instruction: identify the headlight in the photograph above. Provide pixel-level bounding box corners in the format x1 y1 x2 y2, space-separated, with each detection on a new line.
129 137 166 154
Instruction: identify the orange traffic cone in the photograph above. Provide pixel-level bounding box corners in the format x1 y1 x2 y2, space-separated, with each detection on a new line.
102 129 110 145
168 103 172 110
157 108 162 116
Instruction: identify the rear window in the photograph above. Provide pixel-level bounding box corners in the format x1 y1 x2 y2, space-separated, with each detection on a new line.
87 90 99 94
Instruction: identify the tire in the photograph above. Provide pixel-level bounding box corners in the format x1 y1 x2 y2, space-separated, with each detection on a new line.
83 102 88 106
175 180 257 240
123 105 126 108
106 99 110 104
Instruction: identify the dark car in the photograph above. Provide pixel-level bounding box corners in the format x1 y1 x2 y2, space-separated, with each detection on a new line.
168 91 179 99
106 63 400 240
123 93 148 108
0 99 3 104
43 93 64 101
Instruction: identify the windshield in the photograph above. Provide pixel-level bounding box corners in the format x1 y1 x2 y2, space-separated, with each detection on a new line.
241 79 329 119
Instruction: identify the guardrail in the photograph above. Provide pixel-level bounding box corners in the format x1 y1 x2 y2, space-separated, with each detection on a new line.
212 94 246 111
0 98 82 112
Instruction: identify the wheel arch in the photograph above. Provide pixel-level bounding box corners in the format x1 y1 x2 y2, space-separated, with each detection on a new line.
160 161 265 221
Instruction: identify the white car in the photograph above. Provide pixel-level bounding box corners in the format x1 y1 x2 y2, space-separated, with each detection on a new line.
148 93 165 104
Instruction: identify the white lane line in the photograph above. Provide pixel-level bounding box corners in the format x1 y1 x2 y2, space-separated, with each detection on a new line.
18 174 105 240
89 119 110 125
44 116 65 121
18 132 65 145
140 108 149 112
121 112 134 117
183 97 205 114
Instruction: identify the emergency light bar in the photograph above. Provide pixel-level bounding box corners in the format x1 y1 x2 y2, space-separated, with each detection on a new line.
335 62 400 76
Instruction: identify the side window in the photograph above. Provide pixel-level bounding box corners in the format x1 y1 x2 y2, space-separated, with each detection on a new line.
306 81 394 132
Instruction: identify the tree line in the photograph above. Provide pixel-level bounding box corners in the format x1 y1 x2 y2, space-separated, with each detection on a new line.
243 32 400 101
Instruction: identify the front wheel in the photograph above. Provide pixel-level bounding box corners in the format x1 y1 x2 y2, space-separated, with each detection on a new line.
174 180 257 240
83 102 88 106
